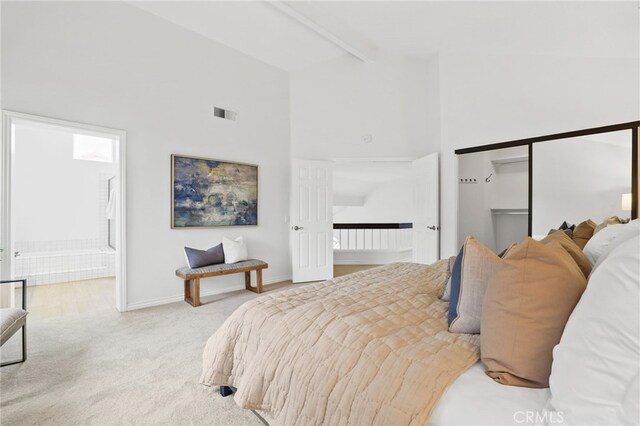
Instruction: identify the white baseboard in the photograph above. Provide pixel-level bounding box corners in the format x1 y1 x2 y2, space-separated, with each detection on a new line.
125 274 291 312
334 249 412 265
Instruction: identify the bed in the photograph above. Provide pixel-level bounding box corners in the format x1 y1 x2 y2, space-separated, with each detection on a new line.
200 260 550 425
201 224 640 425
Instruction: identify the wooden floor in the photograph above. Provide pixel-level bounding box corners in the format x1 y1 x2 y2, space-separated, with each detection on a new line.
333 264 378 277
259 264 380 292
16 277 115 321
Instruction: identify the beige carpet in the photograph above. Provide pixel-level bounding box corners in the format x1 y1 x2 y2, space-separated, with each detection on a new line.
0 266 378 425
0 288 273 426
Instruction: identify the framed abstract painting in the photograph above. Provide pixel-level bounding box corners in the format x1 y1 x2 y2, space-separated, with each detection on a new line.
171 155 258 228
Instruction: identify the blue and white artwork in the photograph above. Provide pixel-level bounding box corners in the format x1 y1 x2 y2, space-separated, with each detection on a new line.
172 155 258 227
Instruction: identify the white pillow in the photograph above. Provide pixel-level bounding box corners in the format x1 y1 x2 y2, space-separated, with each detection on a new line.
222 236 248 264
583 219 639 266
590 221 640 275
547 235 640 425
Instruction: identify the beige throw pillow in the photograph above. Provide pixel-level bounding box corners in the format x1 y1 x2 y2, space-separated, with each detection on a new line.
481 238 587 388
448 236 515 334
441 256 457 301
541 230 592 278
571 219 596 249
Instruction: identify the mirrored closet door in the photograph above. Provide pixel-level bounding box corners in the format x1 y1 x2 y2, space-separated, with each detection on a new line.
532 130 632 238
456 122 639 252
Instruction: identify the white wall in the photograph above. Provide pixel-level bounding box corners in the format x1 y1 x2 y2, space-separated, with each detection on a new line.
333 179 413 224
292 50 639 258
291 53 440 160
439 53 640 256
3 2 638 299
2 1 291 309
532 136 631 235
332 161 413 231
13 124 116 243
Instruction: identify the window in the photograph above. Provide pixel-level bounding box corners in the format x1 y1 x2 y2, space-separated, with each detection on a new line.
73 134 114 163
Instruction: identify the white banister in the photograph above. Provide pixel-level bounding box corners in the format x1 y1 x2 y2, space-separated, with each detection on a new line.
333 225 412 251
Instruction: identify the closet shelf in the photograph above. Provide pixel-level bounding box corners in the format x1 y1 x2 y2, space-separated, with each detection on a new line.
491 155 528 165
490 208 528 215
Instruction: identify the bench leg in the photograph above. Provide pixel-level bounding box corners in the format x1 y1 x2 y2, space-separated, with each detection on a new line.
184 278 201 307
245 270 263 294
184 279 190 301
244 271 252 292
256 269 263 293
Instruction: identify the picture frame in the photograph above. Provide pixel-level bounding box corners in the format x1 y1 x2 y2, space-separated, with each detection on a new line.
171 154 258 228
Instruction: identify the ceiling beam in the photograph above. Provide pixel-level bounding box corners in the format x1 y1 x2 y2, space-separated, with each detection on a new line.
269 1 377 63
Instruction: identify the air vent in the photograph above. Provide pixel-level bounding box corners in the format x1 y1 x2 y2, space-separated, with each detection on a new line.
213 106 237 121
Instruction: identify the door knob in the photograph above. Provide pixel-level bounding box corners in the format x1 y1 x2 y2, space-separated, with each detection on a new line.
292 226 304 231
426 225 440 231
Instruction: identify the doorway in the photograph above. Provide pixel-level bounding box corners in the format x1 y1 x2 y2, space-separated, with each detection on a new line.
290 154 439 283
332 160 414 269
1 111 127 315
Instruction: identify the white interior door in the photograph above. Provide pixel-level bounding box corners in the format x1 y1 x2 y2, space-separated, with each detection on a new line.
413 153 440 264
290 159 333 283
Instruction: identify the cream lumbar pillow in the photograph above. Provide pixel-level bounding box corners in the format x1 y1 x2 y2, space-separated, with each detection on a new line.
222 236 248 264
448 236 514 334
441 256 457 301
481 238 587 388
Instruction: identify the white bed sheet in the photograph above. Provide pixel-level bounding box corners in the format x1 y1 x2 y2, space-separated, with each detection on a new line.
430 362 551 425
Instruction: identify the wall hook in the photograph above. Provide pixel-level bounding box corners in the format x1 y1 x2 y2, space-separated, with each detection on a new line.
485 173 492 183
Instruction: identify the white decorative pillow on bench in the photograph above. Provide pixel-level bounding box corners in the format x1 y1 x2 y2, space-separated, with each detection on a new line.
223 236 248 264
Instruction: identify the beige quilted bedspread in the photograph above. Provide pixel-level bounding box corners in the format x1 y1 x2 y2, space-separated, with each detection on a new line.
201 261 480 425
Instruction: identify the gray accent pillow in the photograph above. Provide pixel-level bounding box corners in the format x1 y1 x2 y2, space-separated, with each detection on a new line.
184 244 225 269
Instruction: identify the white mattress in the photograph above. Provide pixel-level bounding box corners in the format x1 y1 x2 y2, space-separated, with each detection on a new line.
430 362 551 425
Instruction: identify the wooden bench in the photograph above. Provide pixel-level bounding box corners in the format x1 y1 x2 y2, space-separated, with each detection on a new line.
175 259 268 307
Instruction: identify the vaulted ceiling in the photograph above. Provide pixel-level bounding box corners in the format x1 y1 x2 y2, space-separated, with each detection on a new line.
131 1 345 71
131 1 639 72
